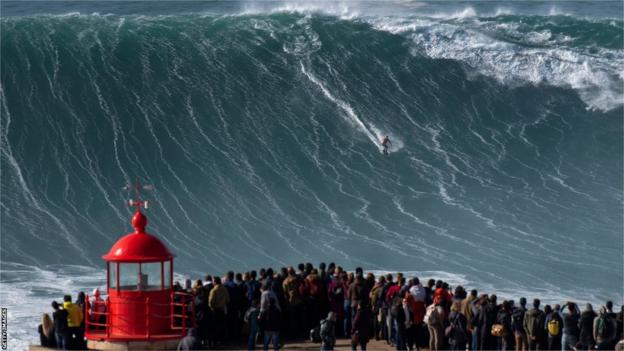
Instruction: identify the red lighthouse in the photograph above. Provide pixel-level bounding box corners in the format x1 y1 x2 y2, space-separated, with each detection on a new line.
85 184 194 350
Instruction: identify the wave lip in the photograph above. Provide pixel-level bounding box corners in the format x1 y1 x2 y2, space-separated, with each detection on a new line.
369 14 624 112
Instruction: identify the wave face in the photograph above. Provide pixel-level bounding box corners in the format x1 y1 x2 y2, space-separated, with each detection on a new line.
1 2 622 328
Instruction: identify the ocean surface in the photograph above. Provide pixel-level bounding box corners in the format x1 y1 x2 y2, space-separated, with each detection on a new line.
1 1 622 349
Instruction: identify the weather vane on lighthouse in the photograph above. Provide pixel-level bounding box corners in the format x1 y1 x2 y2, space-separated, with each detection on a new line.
123 179 153 211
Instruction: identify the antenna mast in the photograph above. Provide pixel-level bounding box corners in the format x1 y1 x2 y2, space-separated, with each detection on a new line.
123 178 153 211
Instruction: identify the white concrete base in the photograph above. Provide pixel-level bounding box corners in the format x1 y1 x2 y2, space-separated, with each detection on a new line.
87 339 181 351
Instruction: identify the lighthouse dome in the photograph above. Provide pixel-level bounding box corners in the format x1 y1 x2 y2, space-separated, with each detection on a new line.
102 211 174 262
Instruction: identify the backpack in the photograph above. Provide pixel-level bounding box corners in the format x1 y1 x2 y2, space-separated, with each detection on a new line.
547 318 560 336
424 304 437 325
448 314 467 342
390 299 401 318
597 316 613 339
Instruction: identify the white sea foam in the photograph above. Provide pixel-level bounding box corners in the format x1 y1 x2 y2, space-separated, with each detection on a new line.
368 16 624 111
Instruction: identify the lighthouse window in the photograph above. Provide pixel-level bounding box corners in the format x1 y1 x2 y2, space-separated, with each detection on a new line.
109 263 117 289
119 263 140 291
164 260 171 288
140 262 162 291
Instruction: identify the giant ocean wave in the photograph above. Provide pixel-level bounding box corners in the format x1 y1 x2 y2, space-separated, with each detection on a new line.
1 4 623 348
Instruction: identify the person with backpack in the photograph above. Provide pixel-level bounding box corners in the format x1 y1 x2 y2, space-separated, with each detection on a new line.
447 301 469 351
370 276 386 340
523 299 545 351
425 303 445 350
512 297 528 351
320 312 337 351
260 297 281 351
496 300 514 351
579 303 597 350
386 277 403 346
461 289 478 350
560 302 580 351
544 304 563 351
593 306 617 350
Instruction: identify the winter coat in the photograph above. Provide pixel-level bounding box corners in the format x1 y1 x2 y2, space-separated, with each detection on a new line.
52 309 69 334
348 280 368 307
579 310 597 345
461 295 477 329
523 308 545 340
352 307 373 343
283 275 303 306
208 284 230 312
63 301 83 328
327 277 345 318
476 303 499 350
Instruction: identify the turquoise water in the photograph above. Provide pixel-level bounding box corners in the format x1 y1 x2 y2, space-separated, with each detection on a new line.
1 1 622 349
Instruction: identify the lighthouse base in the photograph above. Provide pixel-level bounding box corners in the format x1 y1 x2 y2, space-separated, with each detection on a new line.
87 339 181 351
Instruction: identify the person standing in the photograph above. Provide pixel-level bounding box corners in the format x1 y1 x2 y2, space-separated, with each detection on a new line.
209 277 231 345
523 299 545 351
426 303 445 351
260 297 281 351
497 300 514 351
593 306 617 350
327 269 345 337
51 301 69 349
475 294 498 351
351 302 373 351
244 299 261 350
579 304 597 350
63 294 83 349
544 304 563 351
560 302 580 351
38 313 56 348
512 297 528 351
448 301 469 351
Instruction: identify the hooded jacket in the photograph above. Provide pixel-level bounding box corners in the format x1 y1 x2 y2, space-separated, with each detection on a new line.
523 308 545 339
63 301 83 328
208 283 230 312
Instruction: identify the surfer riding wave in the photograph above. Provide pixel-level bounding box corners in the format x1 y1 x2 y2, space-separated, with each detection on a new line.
381 135 392 155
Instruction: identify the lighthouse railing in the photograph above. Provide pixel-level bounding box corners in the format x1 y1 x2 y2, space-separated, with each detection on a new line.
84 291 195 340
170 290 195 335
84 294 111 339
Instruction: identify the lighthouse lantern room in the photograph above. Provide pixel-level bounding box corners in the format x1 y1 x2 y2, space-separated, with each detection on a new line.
85 183 194 350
